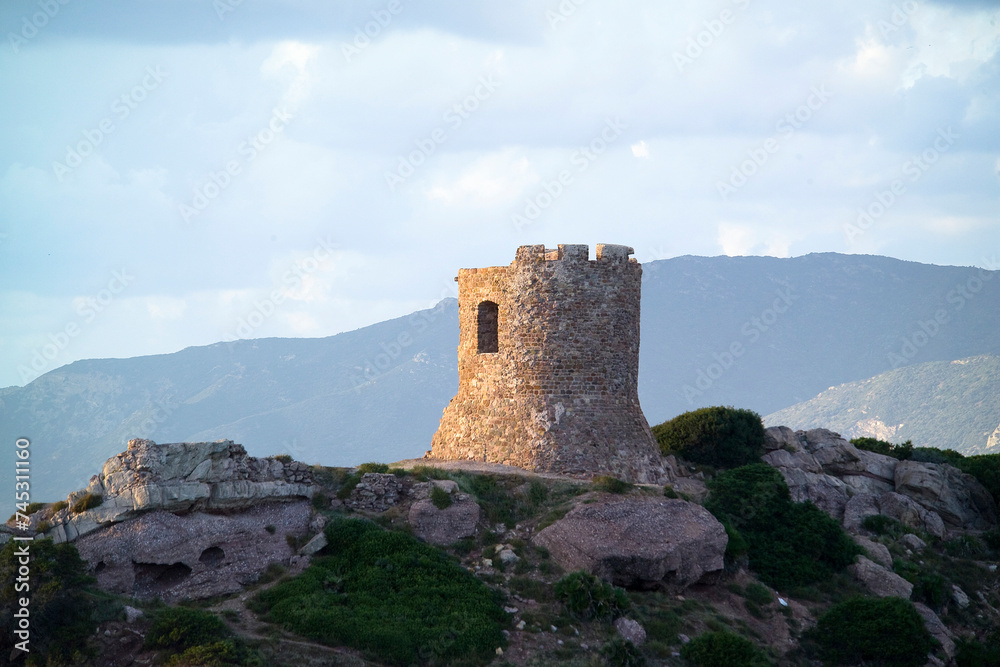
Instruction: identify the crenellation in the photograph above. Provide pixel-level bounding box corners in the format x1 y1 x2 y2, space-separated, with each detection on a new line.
430 243 665 483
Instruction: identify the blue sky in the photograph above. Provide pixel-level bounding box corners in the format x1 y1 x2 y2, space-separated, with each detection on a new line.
1 0 998 388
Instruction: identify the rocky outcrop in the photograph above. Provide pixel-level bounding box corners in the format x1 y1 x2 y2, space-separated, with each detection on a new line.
847 556 913 598
408 485 481 546
853 535 892 569
894 460 997 530
347 473 405 512
73 501 311 601
46 439 319 543
914 602 956 660
763 427 996 536
532 495 727 590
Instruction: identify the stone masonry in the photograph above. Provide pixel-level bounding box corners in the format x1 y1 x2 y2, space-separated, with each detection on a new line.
430 244 665 483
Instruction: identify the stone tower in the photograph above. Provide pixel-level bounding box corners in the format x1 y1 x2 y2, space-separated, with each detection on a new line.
430 244 665 483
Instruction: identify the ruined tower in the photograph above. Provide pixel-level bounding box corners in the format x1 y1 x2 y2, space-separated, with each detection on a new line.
430 244 665 483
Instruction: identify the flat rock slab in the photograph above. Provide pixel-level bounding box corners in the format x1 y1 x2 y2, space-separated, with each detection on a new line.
408 496 481 545
533 495 727 589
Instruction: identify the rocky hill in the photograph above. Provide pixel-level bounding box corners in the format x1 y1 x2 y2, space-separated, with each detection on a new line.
765 354 1000 454
4 253 999 509
4 429 999 666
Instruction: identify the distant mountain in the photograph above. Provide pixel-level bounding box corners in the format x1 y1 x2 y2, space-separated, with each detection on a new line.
3 252 998 507
764 354 1000 454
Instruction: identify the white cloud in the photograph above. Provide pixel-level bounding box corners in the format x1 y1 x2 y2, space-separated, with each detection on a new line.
425 150 535 206
631 141 650 158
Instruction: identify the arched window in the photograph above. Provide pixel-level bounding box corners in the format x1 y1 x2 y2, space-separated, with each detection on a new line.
477 301 499 353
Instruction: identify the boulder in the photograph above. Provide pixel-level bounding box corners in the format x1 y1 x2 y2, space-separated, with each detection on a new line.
614 618 646 646
913 602 955 660
843 492 945 538
847 556 913 598
763 425 802 452
853 535 892 569
408 495 480 546
73 501 311 601
47 439 319 543
532 496 727 589
894 461 997 531
898 533 927 552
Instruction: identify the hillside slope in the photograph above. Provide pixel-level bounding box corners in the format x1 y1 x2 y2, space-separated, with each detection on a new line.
764 354 1000 453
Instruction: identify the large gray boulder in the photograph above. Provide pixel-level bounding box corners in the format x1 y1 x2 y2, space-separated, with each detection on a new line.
894 460 997 530
843 492 946 539
45 439 319 543
532 495 727 589
847 556 913 598
73 501 311 601
408 494 481 546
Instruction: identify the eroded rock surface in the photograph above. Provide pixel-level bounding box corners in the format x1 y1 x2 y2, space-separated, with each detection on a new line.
847 556 914 598
73 501 311 601
533 495 726 589
408 492 481 545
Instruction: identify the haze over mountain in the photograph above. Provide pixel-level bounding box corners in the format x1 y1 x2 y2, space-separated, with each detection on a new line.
765 354 1000 455
3 252 998 507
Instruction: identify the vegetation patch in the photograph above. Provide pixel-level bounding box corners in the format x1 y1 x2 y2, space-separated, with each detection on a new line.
592 475 633 494
861 514 907 539
600 637 646 666
251 517 506 666
809 596 935 667
652 406 765 469
430 485 453 510
705 463 860 589
356 462 390 474
553 571 630 621
70 492 104 514
681 630 772 667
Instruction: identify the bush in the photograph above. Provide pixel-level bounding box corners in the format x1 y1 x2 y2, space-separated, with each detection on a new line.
600 637 646 666
251 518 506 666
70 493 103 514
145 607 231 651
652 406 765 469
912 572 949 610
744 582 773 606
592 475 633 494
851 437 913 460
956 630 1000 667
705 464 860 589
681 631 772 667
430 485 453 510
51 500 68 513
810 597 935 667
944 535 988 559
0 538 97 666
357 462 389 474
553 571 629 621
273 454 293 464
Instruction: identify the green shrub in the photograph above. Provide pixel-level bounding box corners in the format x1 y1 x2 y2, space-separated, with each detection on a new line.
527 480 549 505
592 475 633 494
652 406 765 469
744 582 773 606
24 501 47 515
600 637 646 666
273 454 293 464
70 493 103 514
553 571 629 621
663 485 679 499
862 514 907 538
357 462 389 474
0 538 97 666
944 535 988 559
454 473 534 528
311 492 327 511
51 500 68 512
430 485 453 510
509 576 553 602
335 473 362 500
912 572 949 611
851 437 914 460
951 454 1000 505
706 464 860 589
956 630 1000 667
681 631 772 667
810 597 935 667
251 518 506 666
145 607 231 651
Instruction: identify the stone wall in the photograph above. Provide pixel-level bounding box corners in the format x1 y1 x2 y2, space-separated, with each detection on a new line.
430 244 665 483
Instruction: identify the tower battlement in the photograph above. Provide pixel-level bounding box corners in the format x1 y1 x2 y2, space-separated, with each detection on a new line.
430 243 665 483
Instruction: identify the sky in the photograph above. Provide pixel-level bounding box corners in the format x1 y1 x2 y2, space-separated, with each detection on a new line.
0 0 998 389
